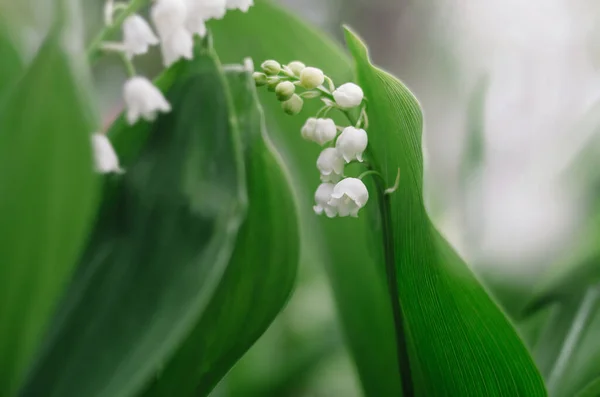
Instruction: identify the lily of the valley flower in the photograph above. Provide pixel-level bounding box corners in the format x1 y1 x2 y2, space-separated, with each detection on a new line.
317 147 344 183
301 117 337 145
299 67 325 89
124 76 171 125
92 133 123 174
336 126 368 162
187 0 226 22
333 83 364 108
151 0 188 40
226 0 254 12
287 61 306 76
160 28 194 66
328 178 369 217
122 14 159 59
313 183 337 217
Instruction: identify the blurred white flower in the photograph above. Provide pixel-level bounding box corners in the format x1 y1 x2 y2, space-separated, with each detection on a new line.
151 0 188 40
122 14 159 59
226 0 253 12
92 133 123 174
160 28 194 66
336 126 368 162
301 117 337 145
187 0 226 22
299 67 325 89
333 83 364 108
317 147 344 183
287 61 306 76
313 183 337 217
124 76 171 125
328 178 369 217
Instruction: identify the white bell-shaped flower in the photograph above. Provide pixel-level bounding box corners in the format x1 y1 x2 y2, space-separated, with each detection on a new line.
187 0 226 21
328 177 369 217
122 14 159 59
316 147 344 183
226 0 253 12
313 183 337 218
336 126 368 162
160 28 194 67
301 118 337 145
124 76 171 125
92 133 123 174
299 67 325 89
333 83 364 108
151 0 188 40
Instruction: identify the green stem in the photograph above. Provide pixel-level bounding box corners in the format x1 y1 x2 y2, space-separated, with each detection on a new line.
87 0 150 63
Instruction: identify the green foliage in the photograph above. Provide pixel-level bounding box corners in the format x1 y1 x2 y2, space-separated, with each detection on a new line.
141 65 300 397
210 4 403 396
344 27 547 396
0 33 98 396
576 377 600 397
0 21 23 99
20 46 247 397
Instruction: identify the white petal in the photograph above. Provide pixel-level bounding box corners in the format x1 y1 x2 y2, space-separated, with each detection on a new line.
123 76 171 125
333 83 364 109
151 0 188 40
188 0 226 20
123 14 159 59
160 28 194 67
226 0 253 12
92 133 123 174
336 126 368 163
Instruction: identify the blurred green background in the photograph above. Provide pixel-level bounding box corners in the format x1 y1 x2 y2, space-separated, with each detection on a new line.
3 0 600 395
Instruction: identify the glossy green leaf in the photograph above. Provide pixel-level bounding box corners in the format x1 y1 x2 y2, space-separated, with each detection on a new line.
0 33 97 395
20 47 246 397
576 377 600 397
210 4 402 396
141 65 299 397
344 27 547 396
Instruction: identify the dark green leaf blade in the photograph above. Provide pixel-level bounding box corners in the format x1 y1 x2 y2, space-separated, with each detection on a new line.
19 49 246 397
142 65 299 397
0 34 97 395
344 27 547 396
0 19 23 99
211 4 403 396
576 377 600 397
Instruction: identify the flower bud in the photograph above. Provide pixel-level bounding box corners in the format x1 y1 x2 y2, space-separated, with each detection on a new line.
301 117 336 145
333 83 364 108
313 183 337 217
261 60 281 75
267 77 280 92
253 72 268 86
299 66 325 89
287 61 306 76
317 148 344 183
336 126 368 162
275 81 295 101
92 133 123 174
328 177 369 217
282 94 303 115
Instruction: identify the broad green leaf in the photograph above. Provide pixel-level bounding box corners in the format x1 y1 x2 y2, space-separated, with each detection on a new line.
0 19 23 98
344 27 547 396
19 47 246 397
210 4 403 396
0 33 97 395
576 377 600 397
141 65 299 397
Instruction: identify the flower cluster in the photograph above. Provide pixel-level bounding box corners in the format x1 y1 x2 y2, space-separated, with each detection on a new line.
92 0 254 174
254 60 371 218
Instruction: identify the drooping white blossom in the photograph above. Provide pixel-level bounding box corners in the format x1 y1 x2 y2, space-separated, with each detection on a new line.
187 0 226 23
299 67 325 89
122 14 159 59
336 126 368 162
226 0 253 12
92 133 123 174
124 76 171 125
301 117 337 145
328 178 369 217
151 0 188 40
333 83 364 108
160 28 194 66
313 183 337 218
317 147 344 183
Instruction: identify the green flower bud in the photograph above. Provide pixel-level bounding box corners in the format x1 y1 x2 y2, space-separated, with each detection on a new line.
253 72 268 86
299 67 325 89
275 81 295 101
287 61 306 76
281 94 303 115
267 77 280 92
261 60 281 76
